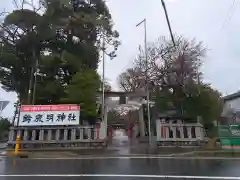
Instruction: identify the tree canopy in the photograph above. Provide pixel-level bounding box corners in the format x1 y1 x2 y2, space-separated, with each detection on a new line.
0 117 11 140
118 36 223 126
0 0 120 121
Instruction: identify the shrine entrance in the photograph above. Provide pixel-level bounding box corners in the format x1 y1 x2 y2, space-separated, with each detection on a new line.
97 91 150 149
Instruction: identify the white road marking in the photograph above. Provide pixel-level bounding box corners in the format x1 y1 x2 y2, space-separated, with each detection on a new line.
31 155 240 160
0 174 237 179
0 151 6 155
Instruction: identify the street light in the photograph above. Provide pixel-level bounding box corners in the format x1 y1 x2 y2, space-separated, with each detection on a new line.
136 19 152 145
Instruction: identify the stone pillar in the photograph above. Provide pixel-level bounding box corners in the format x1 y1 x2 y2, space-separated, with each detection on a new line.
87 128 91 140
8 128 14 141
79 128 84 140
31 130 36 141
138 106 146 137
63 129 68 140
17 130 22 139
55 129 60 141
23 129 28 141
99 121 106 139
165 125 169 139
172 126 176 139
179 126 184 139
104 106 108 137
94 128 97 139
195 123 204 140
47 130 52 141
71 128 76 140
156 119 162 141
39 129 44 140
187 126 192 139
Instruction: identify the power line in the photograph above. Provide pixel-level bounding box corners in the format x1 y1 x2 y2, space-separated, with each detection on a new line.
211 0 239 48
219 0 238 31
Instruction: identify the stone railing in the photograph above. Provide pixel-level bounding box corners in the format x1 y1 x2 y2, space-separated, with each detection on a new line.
7 124 106 150
156 120 205 147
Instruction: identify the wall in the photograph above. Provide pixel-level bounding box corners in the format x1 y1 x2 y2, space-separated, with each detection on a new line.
224 97 240 111
222 97 240 123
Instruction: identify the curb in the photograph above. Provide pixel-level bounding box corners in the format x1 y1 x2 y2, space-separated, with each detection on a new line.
29 156 240 160
6 151 29 158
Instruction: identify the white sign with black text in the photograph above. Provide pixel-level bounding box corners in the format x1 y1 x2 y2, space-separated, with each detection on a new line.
18 104 80 126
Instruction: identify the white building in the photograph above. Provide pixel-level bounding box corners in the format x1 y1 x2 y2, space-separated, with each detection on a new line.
222 91 240 124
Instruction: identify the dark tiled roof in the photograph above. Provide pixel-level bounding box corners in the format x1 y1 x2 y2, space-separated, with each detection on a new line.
97 91 147 97
223 91 240 101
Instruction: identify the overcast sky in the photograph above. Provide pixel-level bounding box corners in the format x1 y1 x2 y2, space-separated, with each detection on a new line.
1 0 240 117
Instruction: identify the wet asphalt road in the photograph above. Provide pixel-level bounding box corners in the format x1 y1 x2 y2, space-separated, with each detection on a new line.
0 130 238 180
0 157 239 180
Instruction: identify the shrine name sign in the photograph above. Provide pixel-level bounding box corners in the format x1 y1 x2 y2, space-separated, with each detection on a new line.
18 104 80 126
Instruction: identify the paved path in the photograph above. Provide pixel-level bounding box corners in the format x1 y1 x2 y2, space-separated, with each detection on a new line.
0 156 240 179
106 130 200 156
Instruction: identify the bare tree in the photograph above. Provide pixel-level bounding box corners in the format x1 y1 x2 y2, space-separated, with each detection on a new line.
118 35 206 116
103 80 112 92
99 79 112 92
118 67 145 92
118 35 206 96
134 36 206 93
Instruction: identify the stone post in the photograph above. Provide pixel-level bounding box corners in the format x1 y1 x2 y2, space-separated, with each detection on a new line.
8 128 14 141
63 129 68 140
99 121 106 139
71 128 76 141
39 129 44 140
138 106 146 137
79 128 84 140
87 128 91 140
31 130 36 141
156 119 162 141
172 126 176 139
165 125 169 139
187 126 192 139
23 129 28 141
47 130 52 141
55 129 60 141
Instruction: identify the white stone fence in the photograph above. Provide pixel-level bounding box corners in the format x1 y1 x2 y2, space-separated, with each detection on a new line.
7 123 106 150
156 120 205 146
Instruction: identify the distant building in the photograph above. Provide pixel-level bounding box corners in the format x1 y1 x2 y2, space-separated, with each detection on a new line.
221 91 240 124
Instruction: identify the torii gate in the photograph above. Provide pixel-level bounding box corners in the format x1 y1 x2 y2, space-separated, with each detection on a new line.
96 91 148 137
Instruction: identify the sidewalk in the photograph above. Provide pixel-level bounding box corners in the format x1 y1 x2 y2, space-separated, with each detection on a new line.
4 138 203 158
17 148 240 159
0 143 6 149
13 145 202 158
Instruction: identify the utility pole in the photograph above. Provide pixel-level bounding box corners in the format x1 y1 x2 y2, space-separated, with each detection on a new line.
27 50 35 105
101 8 107 136
101 38 106 135
161 0 186 115
136 19 152 145
32 50 38 105
161 0 176 46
